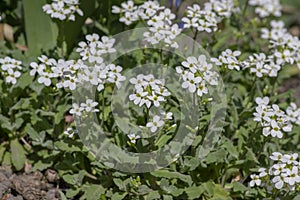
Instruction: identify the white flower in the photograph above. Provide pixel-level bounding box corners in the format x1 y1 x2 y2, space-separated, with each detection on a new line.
250 174 261 187
129 88 148 105
148 92 165 107
37 72 52 86
284 167 300 186
272 175 285 189
250 62 267 77
270 120 283 138
128 133 141 144
160 111 173 120
182 57 198 73
270 152 283 161
64 127 76 138
5 69 21 84
182 72 202 93
70 103 84 116
197 82 208 97
80 99 99 112
146 115 164 132
272 164 286 175
274 49 294 64
258 168 268 177
255 97 269 106
281 153 298 165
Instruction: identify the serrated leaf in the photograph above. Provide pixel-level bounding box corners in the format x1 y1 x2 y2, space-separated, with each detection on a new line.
81 184 106 200
185 186 205 199
54 141 82 152
204 149 228 164
151 170 192 186
222 140 238 159
63 170 86 186
111 192 127 200
30 160 53 172
145 191 160 200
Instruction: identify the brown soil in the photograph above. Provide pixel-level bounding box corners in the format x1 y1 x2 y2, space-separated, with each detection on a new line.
0 166 61 200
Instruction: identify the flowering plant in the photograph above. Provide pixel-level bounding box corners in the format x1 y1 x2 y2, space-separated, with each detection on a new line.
0 0 300 199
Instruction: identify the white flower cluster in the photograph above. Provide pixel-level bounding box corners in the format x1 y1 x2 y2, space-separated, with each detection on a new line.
30 34 126 91
112 0 138 25
70 99 99 117
182 0 238 33
143 8 181 48
242 53 281 78
212 21 300 78
30 56 77 87
0 56 22 85
112 0 163 25
176 55 218 97
261 20 300 70
248 0 281 18
112 1 181 48
42 0 83 21
129 74 171 108
253 97 300 138
211 49 241 71
76 34 116 64
250 152 300 191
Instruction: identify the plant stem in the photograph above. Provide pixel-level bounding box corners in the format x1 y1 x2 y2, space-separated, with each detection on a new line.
243 0 249 16
101 91 105 128
192 30 198 54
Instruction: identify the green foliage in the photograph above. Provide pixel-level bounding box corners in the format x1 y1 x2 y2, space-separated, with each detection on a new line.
0 0 299 199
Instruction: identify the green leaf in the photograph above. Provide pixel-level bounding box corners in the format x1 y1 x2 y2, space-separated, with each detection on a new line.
145 191 160 200
66 187 81 198
23 0 58 56
221 140 239 159
25 124 40 142
15 72 34 89
204 149 228 164
111 192 127 200
55 104 71 124
30 160 53 172
2 151 11 165
211 184 231 200
151 170 193 186
232 181 248 192
81 184 106 200
245 147 259 164
293 195 300 200
0 145 7 163
185 186 205 199
113 178 128 191
10 139 26 171
59 190 68 200
54 141 82 152
62 170 86 186
155 134 172 148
